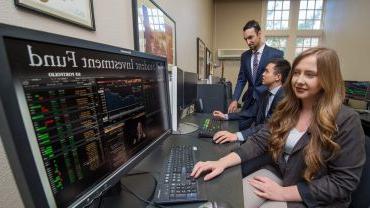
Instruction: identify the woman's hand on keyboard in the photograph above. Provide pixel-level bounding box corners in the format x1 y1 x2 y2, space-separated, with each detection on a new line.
191 160 225 181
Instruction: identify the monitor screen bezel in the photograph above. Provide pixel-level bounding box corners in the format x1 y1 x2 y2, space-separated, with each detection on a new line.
176 67 184 109
0 23 172 208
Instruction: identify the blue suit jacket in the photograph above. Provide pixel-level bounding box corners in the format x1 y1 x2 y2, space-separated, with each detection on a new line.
232 45 284 110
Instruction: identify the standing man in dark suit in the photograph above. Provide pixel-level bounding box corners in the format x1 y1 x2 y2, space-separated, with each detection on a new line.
228 20 284 120
213 58 291 143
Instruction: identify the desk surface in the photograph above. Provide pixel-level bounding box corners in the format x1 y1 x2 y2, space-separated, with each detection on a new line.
101 113 244 208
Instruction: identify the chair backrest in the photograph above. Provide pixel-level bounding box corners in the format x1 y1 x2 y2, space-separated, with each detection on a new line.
350 135 370 208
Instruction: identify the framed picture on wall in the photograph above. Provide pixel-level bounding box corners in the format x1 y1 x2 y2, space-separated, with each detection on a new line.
14 0 95 30
197 38 206 80
206 47 212 77
132 0 176 66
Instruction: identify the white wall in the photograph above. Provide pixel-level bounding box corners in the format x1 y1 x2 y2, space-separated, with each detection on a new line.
213 0 262 97
0 0 214 206
0 0 135 49
323 0 370 81
0 136 24 208
153 0 214 72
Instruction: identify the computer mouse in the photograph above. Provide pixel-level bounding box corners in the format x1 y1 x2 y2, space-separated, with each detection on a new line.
198 201 232 208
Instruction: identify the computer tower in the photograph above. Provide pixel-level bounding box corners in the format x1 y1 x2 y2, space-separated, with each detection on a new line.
196 83 228 113
224 81 233 105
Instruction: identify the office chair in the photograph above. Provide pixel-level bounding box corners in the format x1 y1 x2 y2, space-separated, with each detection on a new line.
350 135 370 208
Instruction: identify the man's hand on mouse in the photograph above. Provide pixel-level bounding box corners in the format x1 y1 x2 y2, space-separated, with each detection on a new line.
213 131 237 144
191 160 226 181
212 111 227 120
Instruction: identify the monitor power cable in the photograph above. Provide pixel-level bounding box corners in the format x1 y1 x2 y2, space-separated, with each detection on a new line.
120 171 168 208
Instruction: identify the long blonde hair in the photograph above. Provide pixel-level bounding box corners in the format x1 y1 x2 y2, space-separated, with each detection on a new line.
268 47 345 181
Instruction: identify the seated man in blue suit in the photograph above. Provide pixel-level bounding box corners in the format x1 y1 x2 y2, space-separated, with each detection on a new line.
213 58 291 143
227 20 284 130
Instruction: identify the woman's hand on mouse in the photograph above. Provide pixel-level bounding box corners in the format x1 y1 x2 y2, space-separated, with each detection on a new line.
191 153 242 181
191 160 225 181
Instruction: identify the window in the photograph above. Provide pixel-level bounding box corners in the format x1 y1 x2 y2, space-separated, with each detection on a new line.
263 0 325 60
138 7 165 32
298 0 324 30
138 9 145 31
138 7 166 54
266 37 288 53
138 8 145 51
266 0 290 30
295 37 319 55
147 8 165 32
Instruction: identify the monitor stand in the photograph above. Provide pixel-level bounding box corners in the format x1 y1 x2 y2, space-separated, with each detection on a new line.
172 106 199 134
172 122 199 135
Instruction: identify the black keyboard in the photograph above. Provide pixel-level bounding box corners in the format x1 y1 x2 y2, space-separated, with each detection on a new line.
198 118 223 138
153 145 206 204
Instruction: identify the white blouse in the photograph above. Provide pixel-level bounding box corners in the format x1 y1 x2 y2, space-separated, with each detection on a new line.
284 128 306 161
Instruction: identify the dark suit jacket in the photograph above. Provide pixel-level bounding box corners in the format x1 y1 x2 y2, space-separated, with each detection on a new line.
240 87 285 138
234 105 366 208
228 87 284 131
232 45 284 110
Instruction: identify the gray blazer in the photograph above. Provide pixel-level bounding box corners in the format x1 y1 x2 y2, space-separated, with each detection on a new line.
234 105 366 207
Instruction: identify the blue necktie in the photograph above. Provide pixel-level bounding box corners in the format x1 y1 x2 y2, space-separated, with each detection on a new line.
252 51 259 82
265 91 273 117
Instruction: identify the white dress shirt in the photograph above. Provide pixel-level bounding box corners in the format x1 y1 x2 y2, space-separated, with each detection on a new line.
250 43 266 76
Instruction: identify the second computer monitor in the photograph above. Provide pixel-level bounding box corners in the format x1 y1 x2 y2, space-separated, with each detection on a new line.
177 67 184 108
183 71 198 107
344 80 370 101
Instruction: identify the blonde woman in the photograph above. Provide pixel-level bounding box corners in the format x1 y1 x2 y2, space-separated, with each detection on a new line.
191 47 365 207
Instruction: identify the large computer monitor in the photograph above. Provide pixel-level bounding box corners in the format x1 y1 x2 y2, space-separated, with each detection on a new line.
0 24 171 207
